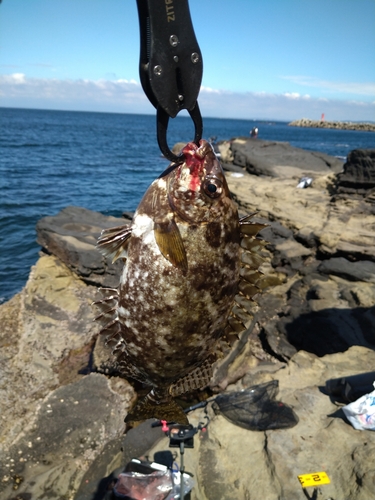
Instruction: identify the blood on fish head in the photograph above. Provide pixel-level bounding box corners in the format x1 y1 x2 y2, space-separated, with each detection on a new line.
168 140 232 223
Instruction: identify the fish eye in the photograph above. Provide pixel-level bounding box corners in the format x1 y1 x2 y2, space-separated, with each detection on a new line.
203 177 223 198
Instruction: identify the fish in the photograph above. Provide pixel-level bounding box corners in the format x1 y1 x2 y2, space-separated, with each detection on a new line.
94 139 269 424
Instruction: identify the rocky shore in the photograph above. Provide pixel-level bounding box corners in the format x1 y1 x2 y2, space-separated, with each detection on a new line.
289 118 375 132
1 141 375 499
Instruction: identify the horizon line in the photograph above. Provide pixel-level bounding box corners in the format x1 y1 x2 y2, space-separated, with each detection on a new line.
1 105 374 125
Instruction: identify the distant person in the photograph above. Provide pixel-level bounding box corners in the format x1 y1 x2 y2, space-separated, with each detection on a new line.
250 127 258 138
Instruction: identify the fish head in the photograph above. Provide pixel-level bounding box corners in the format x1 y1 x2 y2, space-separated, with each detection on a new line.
168 139 234 222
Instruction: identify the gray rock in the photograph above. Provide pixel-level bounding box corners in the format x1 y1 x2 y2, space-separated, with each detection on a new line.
295 227 319 248
319 257 375 283
36 206 130 288
230 138 343 177
336 148 375 191
0 374 135 499
258 270 375 359
226 166 375 360
0 255 136 499
74 419 165 500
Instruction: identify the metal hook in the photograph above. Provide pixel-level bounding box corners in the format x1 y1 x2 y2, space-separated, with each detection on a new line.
157 102 203 162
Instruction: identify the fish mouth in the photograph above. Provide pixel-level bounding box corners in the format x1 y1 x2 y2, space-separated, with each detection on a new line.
158 157 185 179
166 140 228 223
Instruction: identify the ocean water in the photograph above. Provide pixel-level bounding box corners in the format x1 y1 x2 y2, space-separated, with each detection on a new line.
1 107 374 303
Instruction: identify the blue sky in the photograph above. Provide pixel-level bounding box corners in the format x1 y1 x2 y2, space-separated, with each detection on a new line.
1 0 374 121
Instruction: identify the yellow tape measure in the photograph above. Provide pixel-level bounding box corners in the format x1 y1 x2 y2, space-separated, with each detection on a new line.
298 471 330 488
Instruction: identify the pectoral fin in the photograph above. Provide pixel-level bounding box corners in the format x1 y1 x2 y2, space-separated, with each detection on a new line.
154 219 188 272
96 224 132 263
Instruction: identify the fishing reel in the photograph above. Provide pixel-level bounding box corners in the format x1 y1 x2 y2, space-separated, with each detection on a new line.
152 401 210 449
164 423 197 449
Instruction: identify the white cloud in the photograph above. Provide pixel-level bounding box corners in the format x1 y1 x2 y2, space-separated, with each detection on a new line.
5 73 26 84
1 74 374 122
198 86 375 121
283 92 301 99
200 85 220 94
117 78 138 84
0 73 152 113
281 75 375 97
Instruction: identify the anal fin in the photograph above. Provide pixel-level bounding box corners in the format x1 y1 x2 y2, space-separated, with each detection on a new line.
169 357 214 397
93 288 121 345
125 390 188 425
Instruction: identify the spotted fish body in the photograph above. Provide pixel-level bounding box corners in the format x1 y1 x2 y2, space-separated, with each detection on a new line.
95 140 267 423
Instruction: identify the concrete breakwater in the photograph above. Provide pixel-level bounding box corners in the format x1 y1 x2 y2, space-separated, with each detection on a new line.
289 118 375 132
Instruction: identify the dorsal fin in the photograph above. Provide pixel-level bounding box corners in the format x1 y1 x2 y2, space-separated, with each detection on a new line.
227 315 246 333
224 214 267 339
96 224 132 263
240 237 266 252
240 220 268 236
234 294 255 313
241 249 264 268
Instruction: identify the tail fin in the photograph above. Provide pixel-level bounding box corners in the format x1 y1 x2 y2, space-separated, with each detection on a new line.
125 390 188 425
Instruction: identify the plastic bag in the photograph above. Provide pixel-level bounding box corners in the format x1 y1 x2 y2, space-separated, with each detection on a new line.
342 382 375 430
168 471 195 500
114 470 173 500
113 459 195 500
297 176 312 188
212 380 298 431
